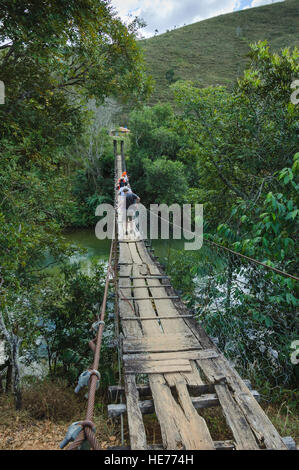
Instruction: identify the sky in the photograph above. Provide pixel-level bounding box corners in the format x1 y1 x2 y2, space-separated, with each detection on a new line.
110 0 284 37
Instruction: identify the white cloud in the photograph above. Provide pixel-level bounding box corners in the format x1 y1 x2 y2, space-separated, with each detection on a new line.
111 0 285 37
251 0 283 7
111 0 242 37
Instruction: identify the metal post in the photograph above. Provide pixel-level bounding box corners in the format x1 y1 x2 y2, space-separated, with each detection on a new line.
120 140 124 171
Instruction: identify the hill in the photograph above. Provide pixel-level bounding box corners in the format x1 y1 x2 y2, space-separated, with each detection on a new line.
141 0 299 103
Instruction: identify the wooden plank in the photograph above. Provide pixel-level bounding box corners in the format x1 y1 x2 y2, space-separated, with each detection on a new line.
140 259 193 337
118 266 142 339
123 349 219 362
232 388 287 449
118 240 142 243
129 243 143 265
124 358 190 367
197 355 287 449
215 384 259 450
124 375 147 450
127 284 172 288
125 361 192 374
118 275 170 279
128 256 208 445
109 384 150 399
173 360 205 387
121 315 193 320
175 381 215 449
121 296 179 300
123 334 201 353
150 375 214 449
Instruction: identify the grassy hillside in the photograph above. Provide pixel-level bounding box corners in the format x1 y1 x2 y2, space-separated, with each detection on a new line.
142 0 299 103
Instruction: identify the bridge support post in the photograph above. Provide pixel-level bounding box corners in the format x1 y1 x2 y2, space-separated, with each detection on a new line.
120 140 125 172
113 139 117 159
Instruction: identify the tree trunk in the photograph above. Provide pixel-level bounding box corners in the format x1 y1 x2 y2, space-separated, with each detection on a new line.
11 336 22 410
225 259 233 313
0 311 22 407
5 363 12 393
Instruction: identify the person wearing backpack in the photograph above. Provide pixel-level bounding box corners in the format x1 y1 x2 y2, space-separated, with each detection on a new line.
123 187 140 236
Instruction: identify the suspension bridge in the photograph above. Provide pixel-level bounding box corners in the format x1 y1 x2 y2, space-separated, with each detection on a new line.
65 140 295 451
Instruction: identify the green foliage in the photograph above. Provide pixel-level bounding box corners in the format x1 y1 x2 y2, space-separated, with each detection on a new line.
144 158 188 205
142 0 299 103
0 1 150 400
128 103 185 204
131 43 299 390
172 42 299 227
35 262 107 383
68 131 115 227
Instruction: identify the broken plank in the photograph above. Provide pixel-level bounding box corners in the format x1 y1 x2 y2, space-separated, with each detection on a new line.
215 384 259 450
124 375 147 450
175 381 214 449
197 355 287 450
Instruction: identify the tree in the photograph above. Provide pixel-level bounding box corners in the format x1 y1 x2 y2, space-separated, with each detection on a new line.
144 158 188 206
0 1 152 408
172 41 299 226
128 103 182 202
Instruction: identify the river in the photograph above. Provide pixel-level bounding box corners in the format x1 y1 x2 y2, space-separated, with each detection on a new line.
63 228 186 271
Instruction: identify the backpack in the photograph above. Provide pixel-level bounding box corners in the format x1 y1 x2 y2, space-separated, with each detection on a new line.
125 193 137 210
119 178 126 188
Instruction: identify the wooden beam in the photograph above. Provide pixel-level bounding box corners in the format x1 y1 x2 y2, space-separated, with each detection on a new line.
107 437 296 451
108 394 219 417
119 275 170 280
108 383 215 400
121 315 193 320
123 349 219 362
108 389 261 418
121 285 173 289
120 296 179 300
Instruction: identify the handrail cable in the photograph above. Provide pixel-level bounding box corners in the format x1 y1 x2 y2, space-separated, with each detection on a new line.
143 207 299 282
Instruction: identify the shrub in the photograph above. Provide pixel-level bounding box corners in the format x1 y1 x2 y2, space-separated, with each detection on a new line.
22 379 84 422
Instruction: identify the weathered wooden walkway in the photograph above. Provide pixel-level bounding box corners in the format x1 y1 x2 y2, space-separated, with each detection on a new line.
108 151 289 450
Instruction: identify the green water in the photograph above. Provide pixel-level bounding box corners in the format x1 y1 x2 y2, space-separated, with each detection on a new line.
63 229 185 270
